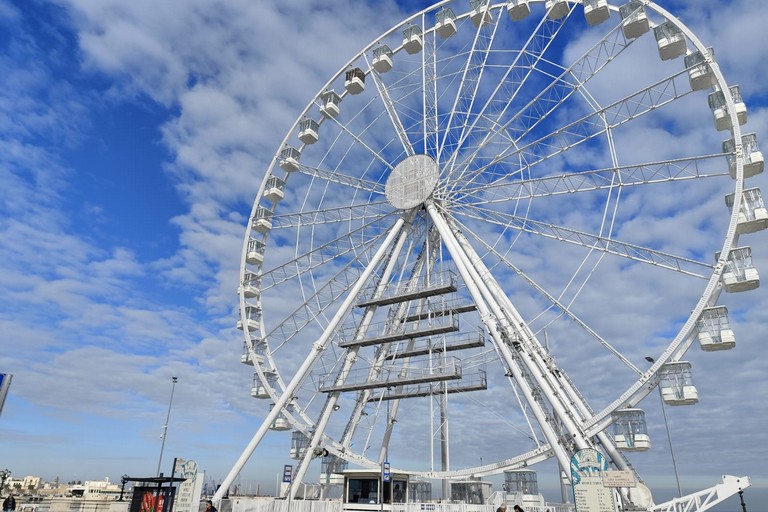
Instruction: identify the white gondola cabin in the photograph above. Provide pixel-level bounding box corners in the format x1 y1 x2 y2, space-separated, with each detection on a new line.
290 430 310 459
612 408 651 451
320 455 348 487
246 237 265 266
659 361 698 405
373 45 394 73
504 469 539 494
252 207 273 233
697 306 735 351
684 48 714 91
723 133 764 179
545 0 569 20
237 304 261 331
241 271 261 299
654 21 686 61
583 0 610 26
264 175 285 204
435 7 457 38
450 480 493 504
299 118 320 145
240 341 252 365
279 146 301 172
403 25 423 55
241 337 267 365
251 369 277 398
717 246 760 292
507 0 531 21
269 402 292 431
345 67 366 95
321 90 342 118
619 1 649 39
470 0 493 28
708 86 747 132
726 187 768 234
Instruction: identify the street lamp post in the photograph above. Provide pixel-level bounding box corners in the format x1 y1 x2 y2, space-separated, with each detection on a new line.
0 469 10 494
645 357 682 497
119 475 130 501
157 377 178 477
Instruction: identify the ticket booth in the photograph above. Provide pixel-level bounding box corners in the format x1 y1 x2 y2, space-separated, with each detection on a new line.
343 469 409 512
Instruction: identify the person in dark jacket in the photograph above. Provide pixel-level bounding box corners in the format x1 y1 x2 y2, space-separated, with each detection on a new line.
2 494 16 512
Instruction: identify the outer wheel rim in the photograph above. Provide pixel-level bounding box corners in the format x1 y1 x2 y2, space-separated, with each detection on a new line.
237 0 750 481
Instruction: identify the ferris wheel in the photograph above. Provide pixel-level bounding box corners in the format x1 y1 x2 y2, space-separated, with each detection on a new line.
221 0 763 508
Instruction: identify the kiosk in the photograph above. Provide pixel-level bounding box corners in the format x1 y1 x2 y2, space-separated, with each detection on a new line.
342 469 409 512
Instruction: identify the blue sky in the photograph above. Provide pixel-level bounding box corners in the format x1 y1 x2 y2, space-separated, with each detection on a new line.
1 1 767 511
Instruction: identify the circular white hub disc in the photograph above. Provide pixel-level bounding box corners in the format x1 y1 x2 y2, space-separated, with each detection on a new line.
385 154 439 210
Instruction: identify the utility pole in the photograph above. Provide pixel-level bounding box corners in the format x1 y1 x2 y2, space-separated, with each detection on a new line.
157 377 178 477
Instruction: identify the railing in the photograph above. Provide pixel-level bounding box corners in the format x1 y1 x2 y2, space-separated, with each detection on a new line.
17 497 574 512
224 500 573 512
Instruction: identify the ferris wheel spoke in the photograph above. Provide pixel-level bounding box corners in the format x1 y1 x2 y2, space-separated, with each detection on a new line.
457 153 728 205
451 68 695 192
293 162 386 195
442 8 569 182
261 210 397 291
318 92 407 172
445 16 633 191
453 215 643 375
455 203 713 277
437 9 502 165
266 217 407 353
270 201 393 229
369 66 415 156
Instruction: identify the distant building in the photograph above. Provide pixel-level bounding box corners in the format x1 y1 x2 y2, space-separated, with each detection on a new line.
9 476 41 493
69 478 123 501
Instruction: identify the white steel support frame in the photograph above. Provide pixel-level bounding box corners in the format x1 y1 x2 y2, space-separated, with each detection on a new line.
288 214 417 499
424 199 579 473
214 217 406 503
448 221 633 473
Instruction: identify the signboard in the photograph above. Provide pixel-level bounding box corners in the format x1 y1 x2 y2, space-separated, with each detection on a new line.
382 462 391 483
282 465 293 483
570 448 616 512
0 373 12 416
175 461 204 512
602 470 636 488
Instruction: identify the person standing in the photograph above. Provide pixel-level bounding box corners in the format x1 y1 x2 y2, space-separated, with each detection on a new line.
2 494 16 512
495 503 507 512
204 500 216 512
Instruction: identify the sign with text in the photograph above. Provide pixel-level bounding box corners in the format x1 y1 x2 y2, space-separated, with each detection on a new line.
175 461 204 512
570 448 616 512
602 470 636 488
282 465 293 483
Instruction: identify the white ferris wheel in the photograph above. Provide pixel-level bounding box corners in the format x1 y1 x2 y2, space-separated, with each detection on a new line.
220 1 764 509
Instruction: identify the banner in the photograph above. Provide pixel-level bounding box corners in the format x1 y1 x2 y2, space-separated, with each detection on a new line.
130 486 175 512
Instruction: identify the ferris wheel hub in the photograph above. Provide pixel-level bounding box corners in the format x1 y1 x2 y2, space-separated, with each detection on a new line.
385 154 439 210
